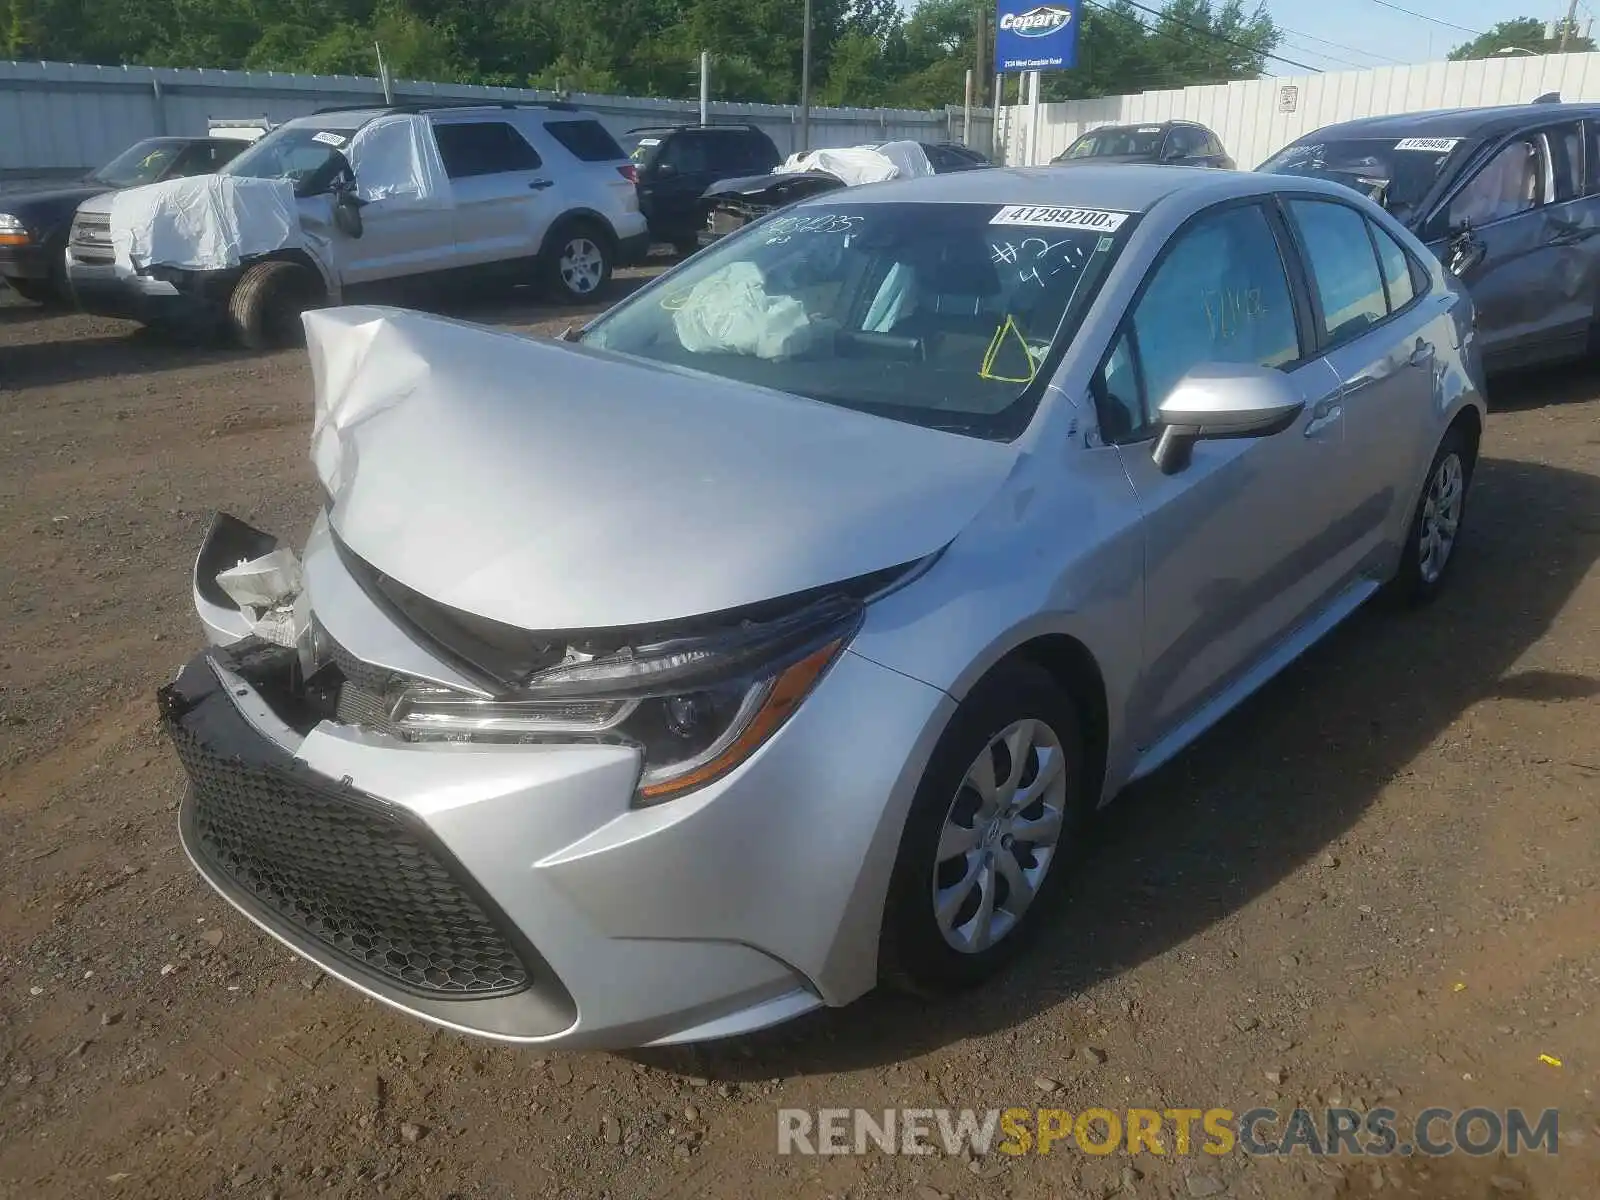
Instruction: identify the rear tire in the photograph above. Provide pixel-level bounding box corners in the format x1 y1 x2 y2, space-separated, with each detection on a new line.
543 221 612 303
1385 423 1474 608
228 260 323 351
879 661 1089 997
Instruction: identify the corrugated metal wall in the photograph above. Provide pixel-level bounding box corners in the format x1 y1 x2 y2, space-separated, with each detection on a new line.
0 59 992 177
999 51 1600 169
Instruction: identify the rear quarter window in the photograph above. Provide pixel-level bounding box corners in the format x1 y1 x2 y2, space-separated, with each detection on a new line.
544 119 627 163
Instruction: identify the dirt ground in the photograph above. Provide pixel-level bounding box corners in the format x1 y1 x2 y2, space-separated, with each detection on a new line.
1 282 1597 1200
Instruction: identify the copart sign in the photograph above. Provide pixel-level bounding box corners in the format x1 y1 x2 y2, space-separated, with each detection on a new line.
995 1 1080 72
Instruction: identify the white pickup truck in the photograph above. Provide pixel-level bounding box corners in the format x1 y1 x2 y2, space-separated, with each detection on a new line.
66 101 647 347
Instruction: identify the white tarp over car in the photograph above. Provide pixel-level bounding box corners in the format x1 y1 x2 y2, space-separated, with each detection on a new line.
109 175 301 272
773 140 934 187
346 114 454 209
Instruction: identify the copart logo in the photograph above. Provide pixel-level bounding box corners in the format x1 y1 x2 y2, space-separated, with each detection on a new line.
1001 5 1073 37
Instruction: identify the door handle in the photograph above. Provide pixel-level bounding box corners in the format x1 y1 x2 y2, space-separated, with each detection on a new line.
1303 397 1342 437
529 179 555 191
1408 339 1435 368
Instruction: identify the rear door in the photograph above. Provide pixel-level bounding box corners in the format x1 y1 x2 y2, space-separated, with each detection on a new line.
1279 195 1439 571
432 117 554 268
1091 199 1349 747
639 131 718 242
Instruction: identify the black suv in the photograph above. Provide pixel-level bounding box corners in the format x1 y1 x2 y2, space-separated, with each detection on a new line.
627 124 782 254
0 135 251 305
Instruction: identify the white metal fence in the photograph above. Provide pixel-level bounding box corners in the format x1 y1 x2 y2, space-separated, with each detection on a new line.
0 59 992 178
999 51 1600 170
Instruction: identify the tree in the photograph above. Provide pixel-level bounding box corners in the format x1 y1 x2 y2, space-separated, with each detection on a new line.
1448 17 1595 60
0 0 1286 107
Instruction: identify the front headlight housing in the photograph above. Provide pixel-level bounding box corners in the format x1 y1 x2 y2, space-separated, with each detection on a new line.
381 595 863 803
0 213 30 245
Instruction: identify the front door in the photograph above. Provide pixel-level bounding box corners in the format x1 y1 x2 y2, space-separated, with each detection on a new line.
1427 124 1593 368
1088 200 1350 749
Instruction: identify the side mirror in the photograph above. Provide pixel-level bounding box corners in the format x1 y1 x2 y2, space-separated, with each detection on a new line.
1447 228 1485 277
1151 363 1305 474
331 184 364 239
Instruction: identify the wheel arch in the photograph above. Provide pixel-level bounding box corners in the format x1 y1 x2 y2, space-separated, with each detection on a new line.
988 633 1112 812
241 247 334 300
539 208 618 260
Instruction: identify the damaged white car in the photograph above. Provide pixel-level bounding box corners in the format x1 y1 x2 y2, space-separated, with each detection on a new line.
67 102 647 347
162 167 1484 1049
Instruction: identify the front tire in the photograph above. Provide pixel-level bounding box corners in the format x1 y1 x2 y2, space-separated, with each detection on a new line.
543 221 612 303
228 260 323 351
1387 423 1474 607
879 661 1088 996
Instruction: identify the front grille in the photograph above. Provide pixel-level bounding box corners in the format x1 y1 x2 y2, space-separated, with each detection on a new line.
70 213 114 264
167 716 531 998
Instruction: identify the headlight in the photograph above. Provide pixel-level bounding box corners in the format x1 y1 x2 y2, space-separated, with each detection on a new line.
0 213 29 245
383 595 863 803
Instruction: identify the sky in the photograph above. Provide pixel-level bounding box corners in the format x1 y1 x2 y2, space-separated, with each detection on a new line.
1262 0 1593 70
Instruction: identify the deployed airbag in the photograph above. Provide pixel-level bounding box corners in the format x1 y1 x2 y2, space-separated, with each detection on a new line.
110 175 301 272
671 261 826 359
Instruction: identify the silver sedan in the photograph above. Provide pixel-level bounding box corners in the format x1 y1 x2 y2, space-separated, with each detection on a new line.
163 165 1486 1049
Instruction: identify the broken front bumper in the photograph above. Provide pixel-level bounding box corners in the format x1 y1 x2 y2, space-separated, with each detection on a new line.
161 512 956 1048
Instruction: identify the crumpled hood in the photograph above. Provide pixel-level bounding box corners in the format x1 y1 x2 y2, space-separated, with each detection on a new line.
305 306 1019 632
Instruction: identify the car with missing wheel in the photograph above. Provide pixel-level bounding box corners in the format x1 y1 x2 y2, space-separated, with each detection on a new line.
161 166 1484 1049
66 101 645 347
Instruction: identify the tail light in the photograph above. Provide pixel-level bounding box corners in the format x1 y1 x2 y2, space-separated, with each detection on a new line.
617 164 639 184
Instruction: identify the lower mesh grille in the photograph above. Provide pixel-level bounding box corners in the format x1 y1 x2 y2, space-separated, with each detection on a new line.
167 717 531 998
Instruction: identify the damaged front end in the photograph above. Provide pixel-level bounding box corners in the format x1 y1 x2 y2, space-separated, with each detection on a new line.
177 509 913 806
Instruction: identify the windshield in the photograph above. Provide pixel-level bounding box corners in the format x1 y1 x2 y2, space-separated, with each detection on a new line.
1257 137 1471 214
1064 128 1163 159
221 125 356 195
580 201 1131 439
91 139 189 187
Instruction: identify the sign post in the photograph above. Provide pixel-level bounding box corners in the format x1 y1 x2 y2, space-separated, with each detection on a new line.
994 1 1079 165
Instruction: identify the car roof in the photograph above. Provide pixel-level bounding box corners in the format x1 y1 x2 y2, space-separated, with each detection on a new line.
292 102 599 133
1291 101 1600 143
813 164 1273 212
1078 120 1207 136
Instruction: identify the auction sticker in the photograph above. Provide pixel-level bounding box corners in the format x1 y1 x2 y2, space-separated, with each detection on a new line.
311 131 348 147
1393 137 1459 152
991 205 1129 231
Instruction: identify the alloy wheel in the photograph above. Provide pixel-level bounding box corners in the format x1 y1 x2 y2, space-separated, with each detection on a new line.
1418 451 1464 584
559 237 604 296
932 718 1068 954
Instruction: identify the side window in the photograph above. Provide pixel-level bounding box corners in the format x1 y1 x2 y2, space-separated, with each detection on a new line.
1447 137 1541 228
661 135 709 174
744 132 780 171
1368 220 1416 311
1205 132 1227 157
704 133 747 172
1542 124 1582 202
1092 203 1301 440
433 121 543 179
542 119 626 163
1285 199 1388 345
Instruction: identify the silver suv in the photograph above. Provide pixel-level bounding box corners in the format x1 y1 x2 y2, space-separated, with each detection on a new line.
66 102 647 346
